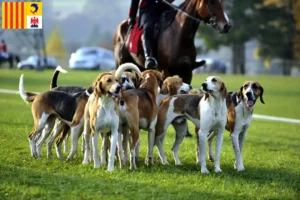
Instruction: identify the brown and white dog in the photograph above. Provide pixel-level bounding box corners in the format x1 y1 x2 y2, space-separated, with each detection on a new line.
118 70 163 169
122 76 192 164
155 76 227 173
19 63 138 161
19 66 86 158
82 75 192 168
50 66 140 159
83 63 142 171
208 81 265 171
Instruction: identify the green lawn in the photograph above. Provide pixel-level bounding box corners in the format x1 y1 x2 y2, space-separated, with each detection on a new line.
0 69 299 199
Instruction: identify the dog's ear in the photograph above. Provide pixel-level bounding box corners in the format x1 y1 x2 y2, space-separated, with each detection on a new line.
158 79 164 89
221 82 227 99
94 80 105 98
160 81 169 94
168 83 178 96
152 70 163 83
237 85 243 103
258 84 265 104
93 72 112 97
204 93 209 100
133 76 142 88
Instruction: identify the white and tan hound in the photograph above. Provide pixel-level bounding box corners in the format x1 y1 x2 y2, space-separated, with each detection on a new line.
208 81 264 171
155 76 227 173
82 63 141 171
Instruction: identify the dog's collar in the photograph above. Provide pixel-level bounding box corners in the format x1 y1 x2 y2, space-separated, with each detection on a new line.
85 90 91 97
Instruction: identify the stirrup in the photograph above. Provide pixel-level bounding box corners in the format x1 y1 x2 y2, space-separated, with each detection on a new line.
145 57 157 69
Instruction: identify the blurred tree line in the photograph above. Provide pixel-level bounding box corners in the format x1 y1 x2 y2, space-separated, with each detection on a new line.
197 0 299 75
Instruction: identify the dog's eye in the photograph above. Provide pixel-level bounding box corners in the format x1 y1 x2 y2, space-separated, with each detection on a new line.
107 79 112 83
252 84 257 89
121 77 127 83
212 78 217 82
243 84 249 89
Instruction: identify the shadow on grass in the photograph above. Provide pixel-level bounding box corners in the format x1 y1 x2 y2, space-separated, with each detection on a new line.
0 120 30 127
143 161 300 193
0 164 242 199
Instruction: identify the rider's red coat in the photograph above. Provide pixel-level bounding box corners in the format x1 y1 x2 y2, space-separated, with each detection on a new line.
129 0 174 19
0 44 7 52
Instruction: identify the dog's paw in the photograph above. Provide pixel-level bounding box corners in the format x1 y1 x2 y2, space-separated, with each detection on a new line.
175 161 182 166
236 165 245 171
201 168 210 174
145 157 154 166
162 160 170 165
82 160 89 165
234 162 245 171
94 164 100 168
130 165 137 170
31 152 38 158
214 167 222 173
107 166 114 172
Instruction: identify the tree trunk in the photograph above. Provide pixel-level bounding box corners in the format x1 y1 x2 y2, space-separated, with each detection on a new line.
283 0 296 75
232 43 245 74
283 59 292 75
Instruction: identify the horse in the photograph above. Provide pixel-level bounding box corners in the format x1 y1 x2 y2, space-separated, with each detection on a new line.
0 52 20 69
114 0 231 84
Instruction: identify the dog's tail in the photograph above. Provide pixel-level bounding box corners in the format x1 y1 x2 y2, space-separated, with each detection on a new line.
50 65 68 89
115 63 142 79
19 74 38 103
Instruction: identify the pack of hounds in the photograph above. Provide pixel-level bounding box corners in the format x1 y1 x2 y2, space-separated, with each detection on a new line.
19 63 265 173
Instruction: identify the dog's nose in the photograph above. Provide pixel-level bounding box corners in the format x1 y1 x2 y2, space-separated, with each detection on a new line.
201 83 207 89
245 92 253 99
116 85 121 93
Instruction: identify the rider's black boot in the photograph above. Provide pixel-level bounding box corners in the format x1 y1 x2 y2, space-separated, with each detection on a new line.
141 34 157 69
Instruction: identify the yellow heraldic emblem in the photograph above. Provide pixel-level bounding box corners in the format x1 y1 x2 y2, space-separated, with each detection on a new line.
1 2 42 29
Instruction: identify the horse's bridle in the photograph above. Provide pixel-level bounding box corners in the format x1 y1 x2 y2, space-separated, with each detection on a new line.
161 0 217 27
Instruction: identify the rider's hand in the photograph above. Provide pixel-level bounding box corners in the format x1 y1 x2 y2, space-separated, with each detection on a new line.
128 18 136 26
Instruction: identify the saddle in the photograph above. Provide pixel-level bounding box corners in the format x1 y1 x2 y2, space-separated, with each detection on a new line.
127 9 176 54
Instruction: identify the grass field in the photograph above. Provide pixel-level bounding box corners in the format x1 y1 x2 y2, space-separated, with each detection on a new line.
0 69 299 199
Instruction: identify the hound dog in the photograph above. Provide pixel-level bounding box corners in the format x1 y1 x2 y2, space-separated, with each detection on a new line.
83 63 141 171
19 63 136 161
117 70 163 170
207 81 264 171
83 75 192 167
47 66 140 159
19 66 86 158
47 66 138 155
155 76 227 173
120 76 192 165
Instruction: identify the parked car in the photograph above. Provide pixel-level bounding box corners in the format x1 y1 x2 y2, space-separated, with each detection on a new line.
17 55 58 69
69 47 115 71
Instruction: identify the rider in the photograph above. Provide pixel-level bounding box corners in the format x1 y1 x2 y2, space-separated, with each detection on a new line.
0 39 9 59
128 0 174 69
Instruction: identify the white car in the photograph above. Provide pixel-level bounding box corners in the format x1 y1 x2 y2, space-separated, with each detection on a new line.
69 47 115 71
17 55 58 69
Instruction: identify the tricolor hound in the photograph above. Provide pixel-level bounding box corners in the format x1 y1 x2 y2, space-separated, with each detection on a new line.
208 81 265 171
84 63 141 171
155 76 227 173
